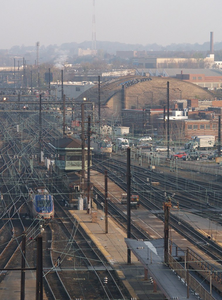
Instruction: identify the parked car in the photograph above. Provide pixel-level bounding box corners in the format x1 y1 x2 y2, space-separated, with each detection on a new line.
172 152 187 159
182 151 200 161
199 152 209 159
208 150 219 160
155 146 171 152
139 136 152 142
137 143 152 150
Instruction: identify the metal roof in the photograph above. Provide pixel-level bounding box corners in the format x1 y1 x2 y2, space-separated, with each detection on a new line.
147 68 222 77
49 137 81 149
125 238 199 300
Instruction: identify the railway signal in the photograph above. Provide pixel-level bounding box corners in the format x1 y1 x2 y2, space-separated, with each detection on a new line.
103 276 108 284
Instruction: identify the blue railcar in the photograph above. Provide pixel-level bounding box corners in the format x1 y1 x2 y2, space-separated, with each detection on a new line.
29 188 54 219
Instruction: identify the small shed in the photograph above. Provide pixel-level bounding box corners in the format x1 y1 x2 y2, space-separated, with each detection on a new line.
48 137 92 172
114 126 130 136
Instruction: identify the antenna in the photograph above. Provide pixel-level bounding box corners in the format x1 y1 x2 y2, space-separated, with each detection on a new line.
210 32 214 54
36 42 39 67
36 41 40 87
92 0 96 51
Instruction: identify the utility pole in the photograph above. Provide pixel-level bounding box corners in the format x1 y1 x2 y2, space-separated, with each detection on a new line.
36 42 40 88
127 147 131 264
61 70 63 101
48 68 51 95
18 92 21 148
98 75 101 136
18 60 20 88
105 170 108 233
81 104 85 182
23 57 25 88
72 104 74 121
167 81 170 159
20 233 26 300
87 115 91 214
18 92 21 111
0 239 42 300
14 58 16 90
36 236 43 300
31 68 33 95
63 94 66 137
143 108 145 135
164 195 171 265
163 105 166 130
186 248 190 298
218 115 221 157
39 94 42 163
121 85 125 126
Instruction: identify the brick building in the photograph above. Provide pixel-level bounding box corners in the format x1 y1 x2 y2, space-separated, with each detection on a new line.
157 118 219 141
176 72 222 89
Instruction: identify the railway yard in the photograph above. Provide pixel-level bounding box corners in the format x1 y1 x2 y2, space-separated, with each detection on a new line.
0 108 222 300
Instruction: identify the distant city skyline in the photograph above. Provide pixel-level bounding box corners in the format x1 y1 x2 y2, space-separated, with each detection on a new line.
0 0 221 49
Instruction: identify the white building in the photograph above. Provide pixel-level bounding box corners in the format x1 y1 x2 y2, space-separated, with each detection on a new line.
51 81 95 99
114 126 130 136
78 48 97 57
169 109 188 120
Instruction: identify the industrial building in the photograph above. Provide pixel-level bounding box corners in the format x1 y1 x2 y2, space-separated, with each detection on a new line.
51 81 95 99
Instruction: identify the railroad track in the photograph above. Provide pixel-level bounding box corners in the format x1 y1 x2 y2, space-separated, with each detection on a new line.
92 156 222 295
93 157 222 269
51 199 131 300
42 224 72 300
93 186 151 240
0 112 133 299
95 155 222 209
1 109 222 297
0 113 64 298
93 156 222 212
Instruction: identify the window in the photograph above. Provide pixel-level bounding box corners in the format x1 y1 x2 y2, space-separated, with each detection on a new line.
67 155 81 161
200 125 205 129
193 125 198 129
198 77 202 80
76 87 80 91
206 124 210 129
58 155 65 161
193 77 196 80
213 124 217 129
188 125 192 129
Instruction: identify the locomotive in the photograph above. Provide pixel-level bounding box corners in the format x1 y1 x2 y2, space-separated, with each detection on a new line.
28 188 54 219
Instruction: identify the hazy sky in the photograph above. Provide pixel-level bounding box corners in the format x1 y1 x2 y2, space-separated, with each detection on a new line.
0 0 221 49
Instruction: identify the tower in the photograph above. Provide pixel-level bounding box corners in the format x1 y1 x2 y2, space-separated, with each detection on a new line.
92 0 96 51
36 42 40 67
210 32 214 54
36 42 40 87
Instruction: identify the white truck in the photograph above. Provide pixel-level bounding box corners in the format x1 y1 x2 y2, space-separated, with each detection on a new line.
116 138 129 150
185 135 215 150
139 136 152 142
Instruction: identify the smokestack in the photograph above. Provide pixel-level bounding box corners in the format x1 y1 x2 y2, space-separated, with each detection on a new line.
210 32 214 54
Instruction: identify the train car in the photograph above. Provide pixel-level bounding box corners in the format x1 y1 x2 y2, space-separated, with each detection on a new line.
100 140 112 153
121 193 140 209
28 188 54 219
92 139 112 154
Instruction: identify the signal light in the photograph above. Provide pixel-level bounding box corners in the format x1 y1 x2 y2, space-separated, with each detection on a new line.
103 276 108 284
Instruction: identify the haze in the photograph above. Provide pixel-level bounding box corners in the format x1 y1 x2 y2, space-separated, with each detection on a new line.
0 0 221 49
